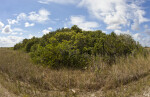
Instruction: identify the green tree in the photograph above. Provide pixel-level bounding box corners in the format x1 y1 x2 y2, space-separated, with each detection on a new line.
71 25 82 33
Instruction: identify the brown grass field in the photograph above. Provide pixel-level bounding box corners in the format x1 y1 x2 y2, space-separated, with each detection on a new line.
0 47 150 97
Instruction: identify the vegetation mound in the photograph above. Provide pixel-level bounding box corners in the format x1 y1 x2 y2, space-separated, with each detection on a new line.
14 25 147 68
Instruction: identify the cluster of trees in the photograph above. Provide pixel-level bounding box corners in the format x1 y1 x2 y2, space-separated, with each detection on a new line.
14 25 146 68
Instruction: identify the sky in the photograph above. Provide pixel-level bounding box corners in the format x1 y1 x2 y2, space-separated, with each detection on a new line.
0 0 150 47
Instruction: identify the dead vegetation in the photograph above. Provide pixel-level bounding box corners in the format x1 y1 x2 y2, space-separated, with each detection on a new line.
0 47 150 97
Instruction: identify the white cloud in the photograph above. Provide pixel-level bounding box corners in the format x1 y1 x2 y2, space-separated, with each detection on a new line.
7 19 18 25
70 16 100 31
7 9 50 25
7 13 27 25
1 26 25 35
42 29 49 34
38 0 149 31
144 24 148 29
48 27 53 30
142 25 150 36
38 0 78 4
28 9 50 23
133 33 150 47
114 30 131 35
10 28 26 35
20 33 23 35
29 34 34 38
78 0 149 30
131 19 140 31
0 21 4 30
2 25 12 34
143 29 150 36
12 28 24 32
38 1 49 4
17 13 27 21
25 22 35 27
133 33 142 41
11 32 18 35
0 36 23 47
107 24 121 30
42 27 53 34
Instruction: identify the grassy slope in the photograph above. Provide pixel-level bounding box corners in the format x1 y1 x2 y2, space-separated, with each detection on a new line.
0 48 150 97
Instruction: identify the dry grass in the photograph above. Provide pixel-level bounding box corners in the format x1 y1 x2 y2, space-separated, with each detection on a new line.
103 73 150 97
0 47 150 97
0 48 102 96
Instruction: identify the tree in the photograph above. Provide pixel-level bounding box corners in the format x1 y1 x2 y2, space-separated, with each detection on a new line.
71 25 82 33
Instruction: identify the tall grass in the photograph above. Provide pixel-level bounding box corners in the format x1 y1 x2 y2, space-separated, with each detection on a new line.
0 48 150 96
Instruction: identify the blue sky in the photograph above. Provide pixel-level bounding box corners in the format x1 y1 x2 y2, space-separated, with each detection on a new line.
0 0 150 47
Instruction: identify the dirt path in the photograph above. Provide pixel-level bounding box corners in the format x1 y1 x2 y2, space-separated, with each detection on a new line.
0 83 17 97
140 87 150 97
133 88 150 97
143 88 150 97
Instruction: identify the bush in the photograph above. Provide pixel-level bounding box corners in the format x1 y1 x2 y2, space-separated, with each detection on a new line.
31 40 90 69
14 43 23 50
14 25 146 68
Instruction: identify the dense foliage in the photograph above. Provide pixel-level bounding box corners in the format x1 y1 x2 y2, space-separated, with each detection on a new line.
14 25 146 68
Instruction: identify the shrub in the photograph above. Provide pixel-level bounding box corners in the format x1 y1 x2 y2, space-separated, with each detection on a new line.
14 43 23 50
14 25 146 68
31 40 90 69
24 37 39 52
